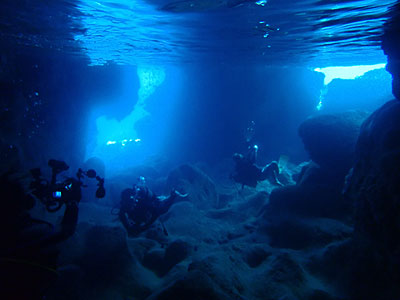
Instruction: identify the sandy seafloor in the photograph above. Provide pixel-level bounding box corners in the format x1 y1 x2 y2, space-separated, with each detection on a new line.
31 156 352 300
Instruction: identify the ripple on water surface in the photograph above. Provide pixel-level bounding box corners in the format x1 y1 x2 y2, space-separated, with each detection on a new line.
0 0 398 66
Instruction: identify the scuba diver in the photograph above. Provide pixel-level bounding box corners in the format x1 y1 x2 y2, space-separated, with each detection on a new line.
30 159 105 212
231 121 283 188
232 145 282 188
0 159 105 299
119 176 188 237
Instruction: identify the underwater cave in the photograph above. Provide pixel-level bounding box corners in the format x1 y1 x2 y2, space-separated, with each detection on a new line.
1 0 400 299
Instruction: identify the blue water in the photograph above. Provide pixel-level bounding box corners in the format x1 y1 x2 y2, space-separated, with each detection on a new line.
0 2 398 299
0 0 396 172
1 0 397 66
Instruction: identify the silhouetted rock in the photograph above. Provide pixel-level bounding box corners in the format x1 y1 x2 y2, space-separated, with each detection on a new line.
307 100 400 300
264 111 368 220
298 111 369 176
346 100 400 299
166 164 218 209
350 100 400 242
381 4 400 101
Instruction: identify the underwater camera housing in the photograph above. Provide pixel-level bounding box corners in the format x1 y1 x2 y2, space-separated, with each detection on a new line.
77 168 106 199
30 159 106 212
48 159 69 175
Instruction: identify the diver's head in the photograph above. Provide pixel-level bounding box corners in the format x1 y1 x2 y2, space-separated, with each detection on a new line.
137 176 146 187
233 153 244 163
246 144 258 164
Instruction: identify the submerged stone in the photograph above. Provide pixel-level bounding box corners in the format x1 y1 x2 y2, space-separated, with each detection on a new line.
346 100 400 299
166 164 218 210
298 111 369 176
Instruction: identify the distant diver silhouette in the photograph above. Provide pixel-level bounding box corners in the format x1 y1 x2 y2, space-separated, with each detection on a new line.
231 122 283 188
232 147 283 188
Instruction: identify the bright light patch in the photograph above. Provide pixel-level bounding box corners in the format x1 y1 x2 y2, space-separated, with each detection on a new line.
313 63 386 110
106 138 140 146
88 66 166 168
314 63 386 86
138 66 166 102
256 0 267 6
316 100 323 111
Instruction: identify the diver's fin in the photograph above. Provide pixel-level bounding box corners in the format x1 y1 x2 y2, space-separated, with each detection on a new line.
173 190 189 198
278 155 289 174
272 170 284 186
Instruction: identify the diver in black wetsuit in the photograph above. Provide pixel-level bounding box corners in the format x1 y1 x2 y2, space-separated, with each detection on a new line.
232 144 282 188
0 159 105 299
231 121 282 188
119 176 188 237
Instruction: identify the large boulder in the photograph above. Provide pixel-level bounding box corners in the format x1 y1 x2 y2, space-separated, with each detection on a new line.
266 162 352 220
271 111 368 220
350 100 400 241
309 100 400 300
298 111 369 175
346 100 400 298
166 164 218 210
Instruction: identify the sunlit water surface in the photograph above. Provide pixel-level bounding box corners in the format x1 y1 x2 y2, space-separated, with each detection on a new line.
0 0 398 66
